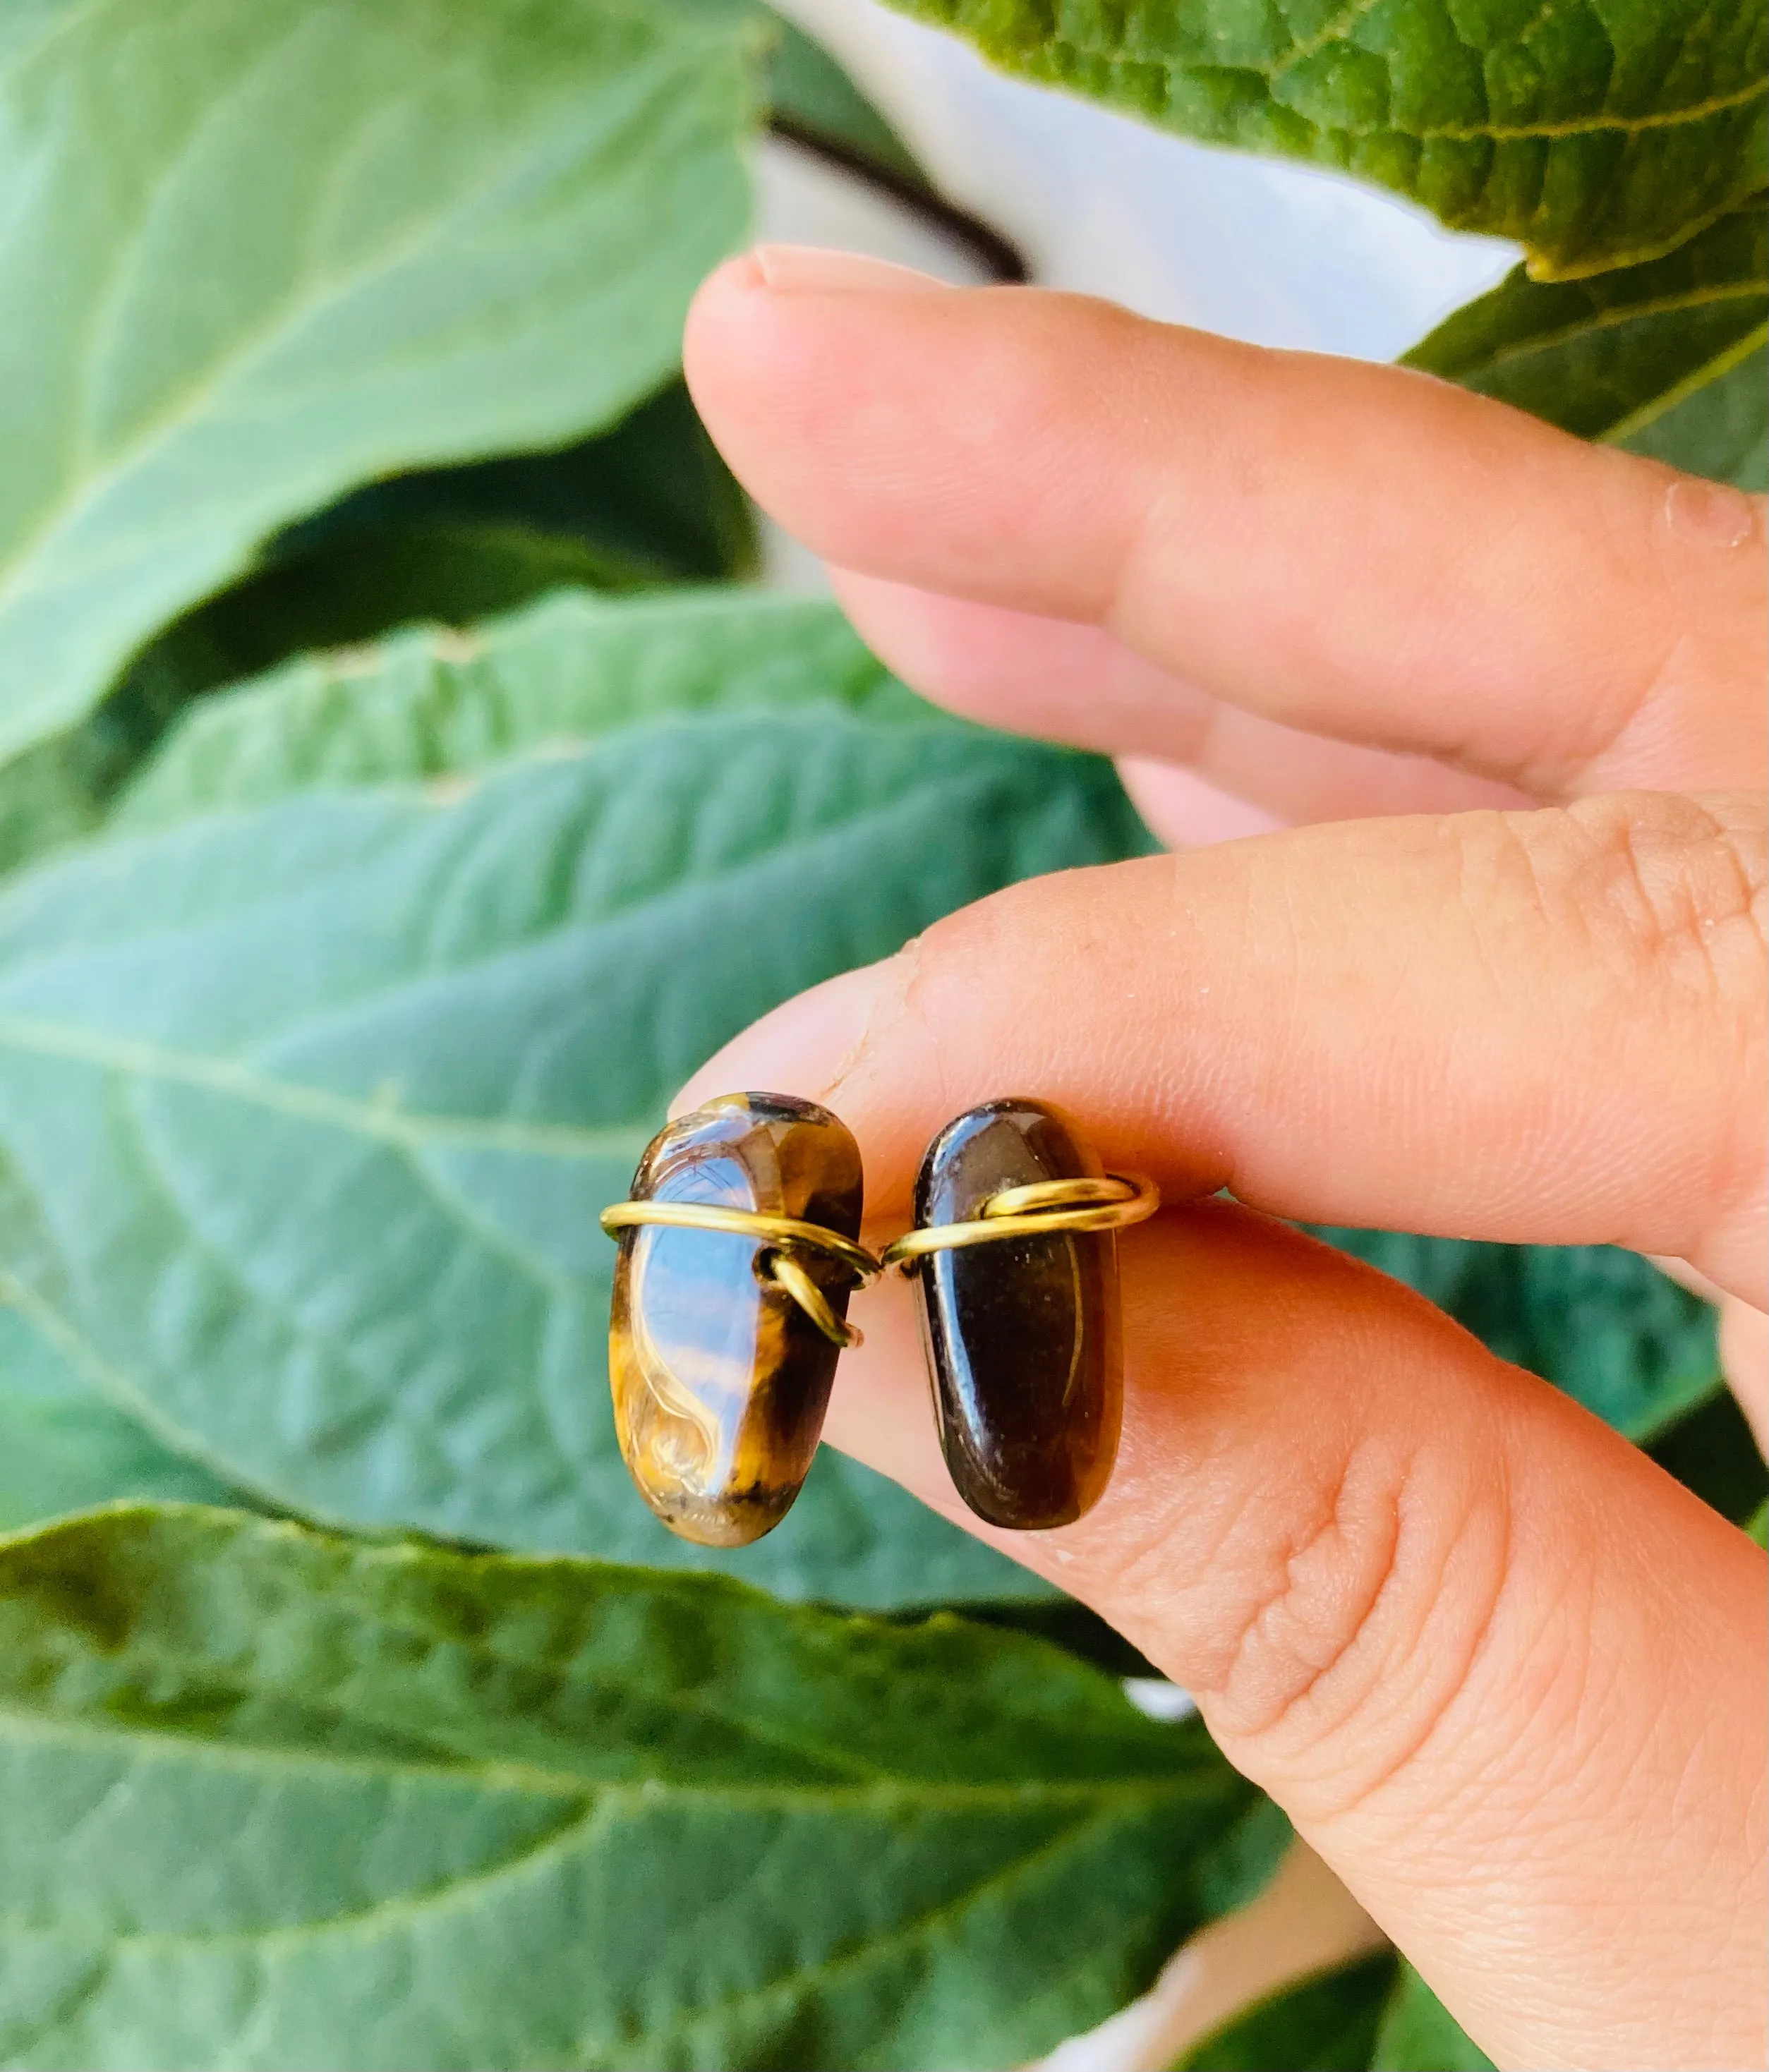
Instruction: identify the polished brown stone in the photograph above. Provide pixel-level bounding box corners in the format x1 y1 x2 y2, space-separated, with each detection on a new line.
610 1092 863 1546
912 1099 1121 1529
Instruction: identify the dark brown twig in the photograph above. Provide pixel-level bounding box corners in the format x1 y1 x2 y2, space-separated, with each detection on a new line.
766 114 1029 284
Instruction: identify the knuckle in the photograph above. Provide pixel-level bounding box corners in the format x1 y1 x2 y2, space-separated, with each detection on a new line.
1463 791 1766 1010
1573 474 1767 794
1094 1256 1530 1826
1456 794 1766 1244
1193 1409 1519 1824
1565 790 1765 998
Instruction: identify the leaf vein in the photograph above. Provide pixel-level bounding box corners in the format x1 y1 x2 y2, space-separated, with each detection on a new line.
1605 317 1769 440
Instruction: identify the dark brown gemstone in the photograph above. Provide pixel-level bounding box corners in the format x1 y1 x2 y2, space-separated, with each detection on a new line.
911 1099 1122 1529
609 1092 862 1546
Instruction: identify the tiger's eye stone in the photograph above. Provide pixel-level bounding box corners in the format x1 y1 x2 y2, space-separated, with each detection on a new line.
609 1092 863 1546
912 1098 1122 1529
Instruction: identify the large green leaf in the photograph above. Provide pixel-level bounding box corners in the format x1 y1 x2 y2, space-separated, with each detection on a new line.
112 588 926 825
0 1503 1282 2072
0 377 759 882
1172 1952 1397 2071
0 592 1151 1603
0 0 759 767
1314 1229 1717 1442
881 0 1767 278
1370 1965 1495 2071
1169 1952 1495 2072
1408 201 1768 487
1645 1383 1768 1525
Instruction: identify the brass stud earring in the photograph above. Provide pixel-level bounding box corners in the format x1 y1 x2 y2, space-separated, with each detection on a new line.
880 1099 1158 1530
600 1091 1157 1547
599 1092 879 1548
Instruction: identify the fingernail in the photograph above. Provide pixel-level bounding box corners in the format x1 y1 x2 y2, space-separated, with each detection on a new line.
670 957 898 1119
750 243 948 296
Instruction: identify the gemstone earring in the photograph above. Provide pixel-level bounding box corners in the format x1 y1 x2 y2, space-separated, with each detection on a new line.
880 1099 1159 1530
600 1092 878 1547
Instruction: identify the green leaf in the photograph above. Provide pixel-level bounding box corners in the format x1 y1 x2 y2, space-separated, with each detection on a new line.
0 1300 243 1531
1370 1964 1496 2071
880 0 1767 279
0 1503 1280 2072
1645 1382 1769 1526
1314 1230 1717 1441
0 0 760 766
1169 1953 1496 2072
113 588 928 825
1172 1951 1399 2071
1406 202 1769 487
1747 1499 1768 1547
2 527 646 884
0 374 759 881
0 592 1152 1604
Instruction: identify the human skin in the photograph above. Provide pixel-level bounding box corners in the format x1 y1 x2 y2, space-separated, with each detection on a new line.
680 245 1768 2072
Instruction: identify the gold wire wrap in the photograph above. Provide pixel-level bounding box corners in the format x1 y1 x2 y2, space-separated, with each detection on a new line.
759 1250 861 1349
879 1172 1160 1272
598 1199 881 1348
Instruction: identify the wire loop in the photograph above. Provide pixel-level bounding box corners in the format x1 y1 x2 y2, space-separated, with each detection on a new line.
879 1173 1159 1273
598 1199 879 1347
759 1249 862 1349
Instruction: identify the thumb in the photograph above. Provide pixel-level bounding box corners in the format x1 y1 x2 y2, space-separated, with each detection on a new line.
675 840 1767 2072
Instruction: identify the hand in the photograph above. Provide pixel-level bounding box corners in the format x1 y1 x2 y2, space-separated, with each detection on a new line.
680 245 1768 2072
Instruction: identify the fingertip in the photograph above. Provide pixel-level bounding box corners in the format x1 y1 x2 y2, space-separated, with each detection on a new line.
681 250 766 419
684 248 948 417
749 244 948 296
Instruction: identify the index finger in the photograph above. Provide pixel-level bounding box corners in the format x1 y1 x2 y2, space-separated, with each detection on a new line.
677 794 1767 1307
684 249 1765 801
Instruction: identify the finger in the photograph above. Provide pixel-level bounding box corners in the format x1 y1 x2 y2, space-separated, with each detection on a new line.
832 570 1527 829
684 249 1766 799
678 793 1766 1306
1724 1300 1769 1452
1654 1258 1769 1453
1114 758 1286 849
816 1204 1768 2072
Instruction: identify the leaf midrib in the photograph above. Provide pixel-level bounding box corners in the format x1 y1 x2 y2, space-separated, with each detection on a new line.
1606 318 1769 440
0 1508 1188 1794
0 1014 653 1160
579 1793 1173 2067
0 1701 1200 1826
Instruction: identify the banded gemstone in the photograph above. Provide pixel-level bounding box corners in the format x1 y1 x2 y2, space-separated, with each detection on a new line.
912 1098 1121 1529
610 1092 863 1546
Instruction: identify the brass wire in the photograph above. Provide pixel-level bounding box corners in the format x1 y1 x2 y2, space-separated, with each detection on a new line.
761 1249 862 1350
879 1173 1160 1272
600 1173 1160 1335
597 1199 879 1347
